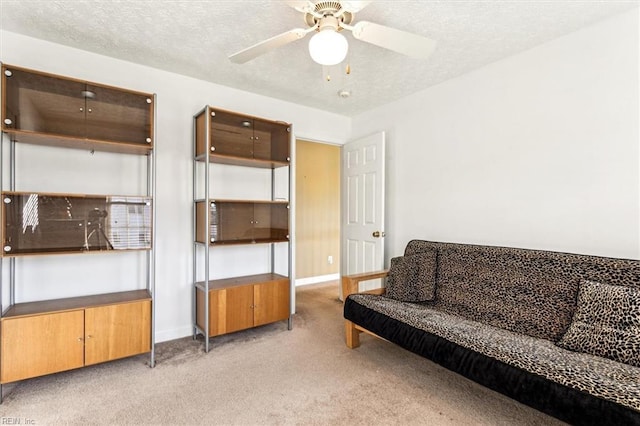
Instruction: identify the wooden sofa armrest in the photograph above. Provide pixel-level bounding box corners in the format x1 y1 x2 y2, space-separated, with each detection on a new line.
342 270 389 299
342 270 389 349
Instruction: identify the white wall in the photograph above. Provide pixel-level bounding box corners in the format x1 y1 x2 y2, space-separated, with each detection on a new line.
0 31 351 342
352 9 640 261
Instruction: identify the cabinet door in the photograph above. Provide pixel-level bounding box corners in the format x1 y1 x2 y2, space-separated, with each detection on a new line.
84 84 153 146
211 201 254 244
84 300 151 366
253 202 289 243
252 119 273 161
254 279 290 327
253 119 290 163
199 285 254 337
2 66 86 139
210 110 253 158
221 285 254 334
1 311 85 383
2 192 152 255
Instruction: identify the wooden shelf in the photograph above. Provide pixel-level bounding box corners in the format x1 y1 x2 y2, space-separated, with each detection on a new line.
2 289 151 319
195 273 288 291
195 153 289 169
2 129 153 155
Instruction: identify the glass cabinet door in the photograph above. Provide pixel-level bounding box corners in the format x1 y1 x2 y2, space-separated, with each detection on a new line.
2 192 152 255
84 84 153 146
211 201 254 244
253 202 289 242
253 119 290 163
252 119 273 161
210 110 253 158
208 201 289 244
2 66 86 139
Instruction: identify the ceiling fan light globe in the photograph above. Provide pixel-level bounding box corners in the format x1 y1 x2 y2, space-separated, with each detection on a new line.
308 30 348 66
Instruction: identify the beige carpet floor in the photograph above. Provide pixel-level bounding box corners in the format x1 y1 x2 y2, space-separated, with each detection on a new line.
0 282 564 425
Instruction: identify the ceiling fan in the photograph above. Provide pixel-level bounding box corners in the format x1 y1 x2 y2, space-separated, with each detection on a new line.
228 1 437 66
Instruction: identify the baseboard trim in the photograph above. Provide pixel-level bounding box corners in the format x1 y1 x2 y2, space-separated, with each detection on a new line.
155 326 195 343
295 273 340 287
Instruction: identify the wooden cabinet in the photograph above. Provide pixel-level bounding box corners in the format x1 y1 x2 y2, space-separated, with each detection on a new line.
1 291 151 383
193 106 292 350
1 64 153 154
195 274 289 337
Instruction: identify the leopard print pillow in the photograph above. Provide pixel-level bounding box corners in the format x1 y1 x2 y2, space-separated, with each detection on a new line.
385 250 437 302
557 280 640 367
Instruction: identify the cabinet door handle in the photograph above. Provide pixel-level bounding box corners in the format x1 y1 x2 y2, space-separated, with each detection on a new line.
78 337 84 342
86 335 93 339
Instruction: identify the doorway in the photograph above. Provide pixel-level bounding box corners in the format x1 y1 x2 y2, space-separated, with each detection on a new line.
295 140 341 286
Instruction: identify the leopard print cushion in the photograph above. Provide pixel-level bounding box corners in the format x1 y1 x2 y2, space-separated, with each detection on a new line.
385 251 437 302
349 294 640 411
557 280 640 367
434 246 578 340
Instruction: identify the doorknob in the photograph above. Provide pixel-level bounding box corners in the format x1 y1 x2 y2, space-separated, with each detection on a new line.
372 231 385 238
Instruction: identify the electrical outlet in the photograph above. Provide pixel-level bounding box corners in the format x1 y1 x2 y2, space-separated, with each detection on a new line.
328 255 333 265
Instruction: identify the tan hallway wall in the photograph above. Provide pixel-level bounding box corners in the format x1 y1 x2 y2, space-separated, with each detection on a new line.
295 140 341 280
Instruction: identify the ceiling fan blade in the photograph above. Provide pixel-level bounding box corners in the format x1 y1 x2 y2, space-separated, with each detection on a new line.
340 1 372 13
229 28 308 64
284 0 316 14
350 21 436 59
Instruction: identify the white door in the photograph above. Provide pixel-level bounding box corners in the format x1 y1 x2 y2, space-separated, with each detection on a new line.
341 131 386 297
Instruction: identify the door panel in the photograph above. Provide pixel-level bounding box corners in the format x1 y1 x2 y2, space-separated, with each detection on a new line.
346 175 359 224
1 311 85 383
364 171 377 224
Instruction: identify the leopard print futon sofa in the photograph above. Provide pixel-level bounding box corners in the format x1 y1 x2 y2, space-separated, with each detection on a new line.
343 240 640 425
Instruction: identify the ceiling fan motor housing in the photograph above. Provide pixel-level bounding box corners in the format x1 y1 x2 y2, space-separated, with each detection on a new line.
304 1 354 30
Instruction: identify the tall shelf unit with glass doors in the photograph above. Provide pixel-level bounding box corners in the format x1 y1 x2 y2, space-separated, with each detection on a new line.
193 106 293 352
0 64 156 397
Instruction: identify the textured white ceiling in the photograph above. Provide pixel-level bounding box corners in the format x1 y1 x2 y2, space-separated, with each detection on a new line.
0 0 637 116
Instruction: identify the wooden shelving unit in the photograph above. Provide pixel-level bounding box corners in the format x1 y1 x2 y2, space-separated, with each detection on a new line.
193 106 293 352
0 63 156 397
